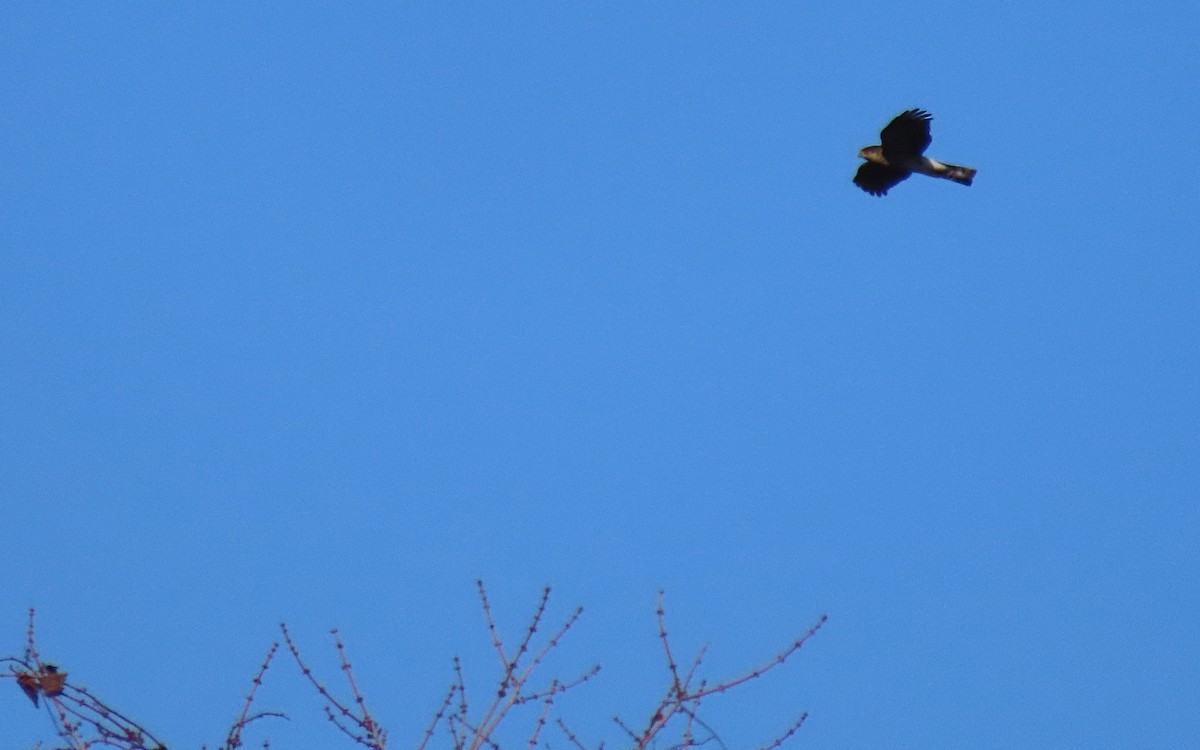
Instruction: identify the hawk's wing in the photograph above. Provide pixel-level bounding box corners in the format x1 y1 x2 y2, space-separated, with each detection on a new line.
880 109 932 160
854 162 910 196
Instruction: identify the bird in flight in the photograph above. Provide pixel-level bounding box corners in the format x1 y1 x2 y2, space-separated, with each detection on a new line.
853 109 976 196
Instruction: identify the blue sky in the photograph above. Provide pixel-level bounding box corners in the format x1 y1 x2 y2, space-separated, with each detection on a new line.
2 3 1197 748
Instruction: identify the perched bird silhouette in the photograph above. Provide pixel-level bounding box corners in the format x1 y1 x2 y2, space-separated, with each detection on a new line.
854 109 976 196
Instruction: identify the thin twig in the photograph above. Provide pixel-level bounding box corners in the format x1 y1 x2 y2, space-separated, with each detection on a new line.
524 678 558 749
222 642 284 750
476 580 509 671
687 614 827 701
756 713 808 750
281 622 386 749
416 682 458 750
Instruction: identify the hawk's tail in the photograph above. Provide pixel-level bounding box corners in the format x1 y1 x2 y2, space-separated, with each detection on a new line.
941 163 976 186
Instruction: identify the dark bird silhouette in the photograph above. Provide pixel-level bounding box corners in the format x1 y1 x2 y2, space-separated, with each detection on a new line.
854 109 976 196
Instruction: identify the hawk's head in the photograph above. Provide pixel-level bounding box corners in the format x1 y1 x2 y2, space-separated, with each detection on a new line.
858 146 886 165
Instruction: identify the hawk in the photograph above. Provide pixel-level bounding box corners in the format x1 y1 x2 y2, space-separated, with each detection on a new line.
853 109 976 196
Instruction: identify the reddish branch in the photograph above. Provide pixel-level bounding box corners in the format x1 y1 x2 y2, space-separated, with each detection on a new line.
220 642 286 750
280 623 388 750
617 592 828 750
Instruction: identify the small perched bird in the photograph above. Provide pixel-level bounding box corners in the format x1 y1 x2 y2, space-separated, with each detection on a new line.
854 109 976 196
